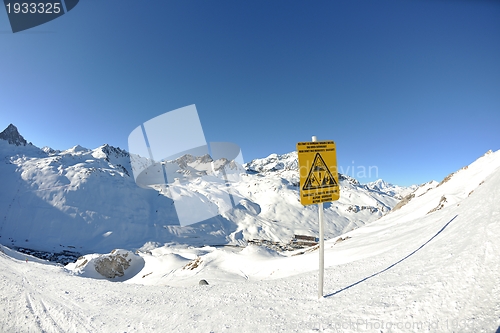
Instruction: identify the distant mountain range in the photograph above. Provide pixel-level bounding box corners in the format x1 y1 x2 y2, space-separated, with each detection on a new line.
0 124 445 255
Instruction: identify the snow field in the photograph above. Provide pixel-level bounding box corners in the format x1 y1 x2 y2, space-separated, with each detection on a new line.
1 162 499 332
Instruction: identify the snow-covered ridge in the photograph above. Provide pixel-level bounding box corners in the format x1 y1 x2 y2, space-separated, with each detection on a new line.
245 152 416 199
0 124 414 254
365 179 418 199
244 151 298 172
387 149 500 219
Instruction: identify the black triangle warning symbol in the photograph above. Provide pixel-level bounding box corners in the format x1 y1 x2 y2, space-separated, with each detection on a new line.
302 153 338 190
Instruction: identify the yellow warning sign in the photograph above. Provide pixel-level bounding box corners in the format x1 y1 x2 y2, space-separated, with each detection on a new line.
297 141 340 205
303 153 338 190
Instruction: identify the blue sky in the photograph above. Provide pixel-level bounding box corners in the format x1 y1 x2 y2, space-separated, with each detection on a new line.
1 0 499 186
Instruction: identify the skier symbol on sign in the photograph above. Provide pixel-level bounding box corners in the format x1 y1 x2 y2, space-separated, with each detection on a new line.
303 153 338 190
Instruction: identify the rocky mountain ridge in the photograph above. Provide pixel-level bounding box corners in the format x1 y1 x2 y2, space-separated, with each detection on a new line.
0 124 28 146
0 124 417 254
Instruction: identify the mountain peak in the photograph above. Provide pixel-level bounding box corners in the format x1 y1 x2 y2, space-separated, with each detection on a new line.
0 124 28 146
92 144 129 160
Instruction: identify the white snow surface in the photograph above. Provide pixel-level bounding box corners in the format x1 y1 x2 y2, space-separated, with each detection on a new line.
0 145 499 332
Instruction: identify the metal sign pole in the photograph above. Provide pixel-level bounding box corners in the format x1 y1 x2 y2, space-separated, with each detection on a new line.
312 135 325 299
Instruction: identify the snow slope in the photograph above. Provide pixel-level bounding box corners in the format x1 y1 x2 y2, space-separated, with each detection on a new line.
0 126 409 254
0 149 499 332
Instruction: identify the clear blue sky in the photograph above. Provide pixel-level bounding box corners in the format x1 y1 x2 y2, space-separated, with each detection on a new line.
1 1 499 186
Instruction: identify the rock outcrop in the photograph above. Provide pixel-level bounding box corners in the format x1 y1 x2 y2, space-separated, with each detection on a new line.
0 124 28 146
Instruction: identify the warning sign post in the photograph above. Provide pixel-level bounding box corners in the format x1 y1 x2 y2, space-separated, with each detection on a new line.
297 137 340 299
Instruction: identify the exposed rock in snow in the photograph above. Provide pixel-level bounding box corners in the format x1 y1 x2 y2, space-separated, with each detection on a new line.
427 195 447 214
95 250 134 278
392 192 415 211
0 124 28 146
69 249 145 280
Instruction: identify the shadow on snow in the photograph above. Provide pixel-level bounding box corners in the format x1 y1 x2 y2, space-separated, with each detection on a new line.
326 214 458 298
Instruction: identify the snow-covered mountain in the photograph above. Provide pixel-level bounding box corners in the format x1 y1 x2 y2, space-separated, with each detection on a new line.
0 123 28 146
365 178 418 199
0 124 411 255
0 132 499 332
